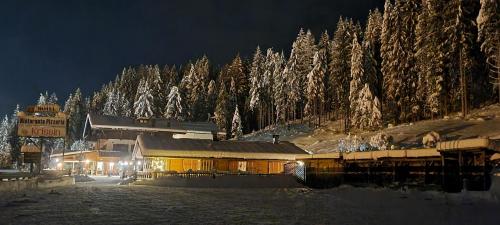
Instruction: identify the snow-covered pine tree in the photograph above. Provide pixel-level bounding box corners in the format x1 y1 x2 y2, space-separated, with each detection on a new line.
9 105 22 165
206 79 217 116
371 95 383 129
214 81 230 137
116 91 131 117
363 8 383 99
318 30 331 117
442 0 476 117
273 52 287 124
134 78 154 119
66 88 87 145
103 88 118 116
164 86 184 120
231 105 243 139
70 139 90 152
48 92 58 104
227 54 247 114
329 17 357 132
295 29 316 120
149 65 166 117
477 0 500 101
0 115 11 167
261 48 277 128
305 50 326 127
249 47 266 130
286 45 301 122
188 56 210 121
249 46 264 112
355 84 381 130
381 0 419 123
349 34 364 129
37 92 48 105
415 0 445 118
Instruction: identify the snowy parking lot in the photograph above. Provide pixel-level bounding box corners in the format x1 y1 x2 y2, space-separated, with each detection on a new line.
1 177 499 225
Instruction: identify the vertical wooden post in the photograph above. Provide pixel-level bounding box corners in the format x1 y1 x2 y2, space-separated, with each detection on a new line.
441 155 445 190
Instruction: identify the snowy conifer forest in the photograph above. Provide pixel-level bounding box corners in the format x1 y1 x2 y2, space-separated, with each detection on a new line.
0 0 499 167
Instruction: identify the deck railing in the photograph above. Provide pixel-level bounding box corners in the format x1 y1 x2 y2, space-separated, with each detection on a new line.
136 170 287 180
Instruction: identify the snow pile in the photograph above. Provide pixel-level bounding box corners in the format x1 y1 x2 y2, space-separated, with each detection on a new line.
338 134 370 152
369 133 393 150
422 131 441 148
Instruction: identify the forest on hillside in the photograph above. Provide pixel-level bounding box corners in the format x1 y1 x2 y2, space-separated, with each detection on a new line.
0 0 498 167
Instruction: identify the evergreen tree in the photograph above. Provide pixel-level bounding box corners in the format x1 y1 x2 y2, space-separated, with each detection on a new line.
415 0 445 118
329 17 357 132
286 45 301 121
66 88 87 145
231 105 243 139
227 54 247 110
0 115 12 167
477 0 500 101
206 80 217 117
8 105 21 165
186 56 210 120
48 92 58 104
149 65 166 117
134 79 154 118
381 0 419 123
363 8 383 99
273 52 288 124
37 92 48 105
214 81 230 138
249 46 264 111
103 89 119 116
350 34 364 127
354 84 381 130
117 91 131 117
305 50 326 127
164 86 184 120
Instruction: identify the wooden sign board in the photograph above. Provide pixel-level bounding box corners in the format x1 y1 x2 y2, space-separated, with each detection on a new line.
23 152 41 163
26 104 61 114
17 115 67 138
21 144 41 153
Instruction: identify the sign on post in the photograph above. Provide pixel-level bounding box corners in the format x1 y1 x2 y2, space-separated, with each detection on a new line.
17 105 67 138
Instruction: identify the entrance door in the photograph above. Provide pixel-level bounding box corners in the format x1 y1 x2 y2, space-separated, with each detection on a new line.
97 162 103 175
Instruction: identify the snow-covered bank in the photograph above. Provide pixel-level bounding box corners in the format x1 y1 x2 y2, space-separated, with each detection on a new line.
1 183 499 225
244 104 500 153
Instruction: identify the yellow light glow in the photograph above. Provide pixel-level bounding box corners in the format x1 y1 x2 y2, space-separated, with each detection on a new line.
85 159 90 164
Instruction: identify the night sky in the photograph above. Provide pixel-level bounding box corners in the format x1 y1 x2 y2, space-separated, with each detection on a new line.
0 0 383 116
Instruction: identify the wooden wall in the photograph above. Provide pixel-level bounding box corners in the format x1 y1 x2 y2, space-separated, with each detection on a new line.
148 157 288 174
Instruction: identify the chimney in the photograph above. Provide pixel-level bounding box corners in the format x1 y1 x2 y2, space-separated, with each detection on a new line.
272 134 280 144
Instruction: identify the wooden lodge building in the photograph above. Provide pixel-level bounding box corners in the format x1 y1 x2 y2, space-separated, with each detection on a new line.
51 113 220 175
132 134 310 178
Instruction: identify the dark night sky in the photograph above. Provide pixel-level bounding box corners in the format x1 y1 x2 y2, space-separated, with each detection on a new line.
0 0 383 116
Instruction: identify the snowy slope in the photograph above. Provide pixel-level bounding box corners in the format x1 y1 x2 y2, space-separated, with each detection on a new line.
244 104 500 153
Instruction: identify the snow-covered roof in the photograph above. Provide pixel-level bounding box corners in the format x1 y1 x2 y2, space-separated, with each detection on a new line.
86 113 218 134
298 148 440 160
437 138 500 152
133 134 309 161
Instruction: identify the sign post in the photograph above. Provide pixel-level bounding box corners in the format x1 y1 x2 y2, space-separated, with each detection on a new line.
17 104 67 174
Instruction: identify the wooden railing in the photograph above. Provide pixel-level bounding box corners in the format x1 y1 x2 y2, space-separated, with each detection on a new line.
0 172 34 181
136 171 286 180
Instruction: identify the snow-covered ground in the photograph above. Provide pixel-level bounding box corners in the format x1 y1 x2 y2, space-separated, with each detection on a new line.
1 179 499 225
244 104 500 153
